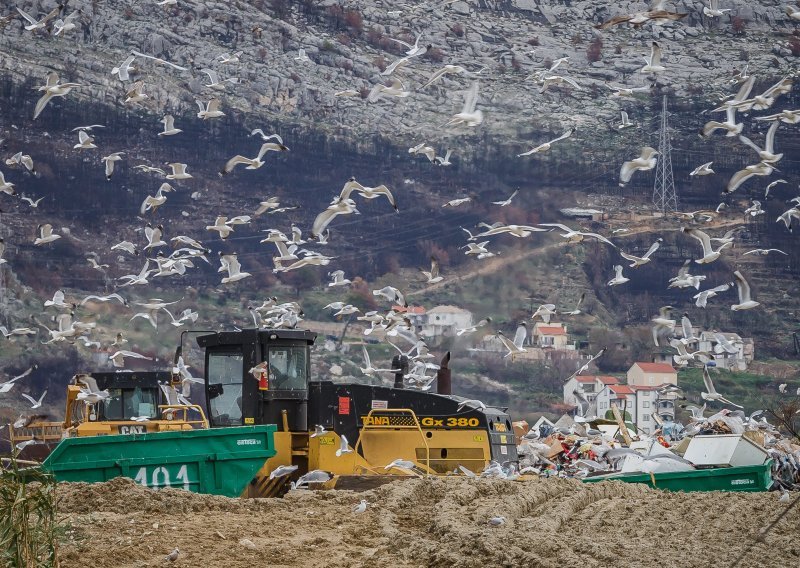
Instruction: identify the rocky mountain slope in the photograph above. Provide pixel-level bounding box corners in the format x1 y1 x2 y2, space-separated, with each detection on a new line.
1 0 798 162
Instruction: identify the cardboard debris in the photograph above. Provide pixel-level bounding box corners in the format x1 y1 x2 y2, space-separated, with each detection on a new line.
512 420 529 445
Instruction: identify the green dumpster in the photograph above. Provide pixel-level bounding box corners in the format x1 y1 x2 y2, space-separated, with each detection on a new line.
42 425 276 497
582 459 772 493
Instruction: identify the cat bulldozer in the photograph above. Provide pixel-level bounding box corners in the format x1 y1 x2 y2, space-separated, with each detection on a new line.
9 371 208 461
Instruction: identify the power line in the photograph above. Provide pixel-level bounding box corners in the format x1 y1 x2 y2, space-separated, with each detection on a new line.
653 94 678 213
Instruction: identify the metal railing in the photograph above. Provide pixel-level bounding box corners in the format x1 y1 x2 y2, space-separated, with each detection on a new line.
353 408 431 476
157 404 209 429
8 422 64 451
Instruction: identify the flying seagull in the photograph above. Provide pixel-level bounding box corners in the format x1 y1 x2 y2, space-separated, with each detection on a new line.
731 270 759 311
311 198 359 238
743 248 788 256
619 147 658 187
336 434 353 457
34 224 61 245
220 253 251 284
269 464 299 480
651 305 676 347
367 78 411 102
620 238 662 268
421 64 472 89
73 130 97 150
764 179 787 198
196 98 225 120
538 223 616 247
561 293 585 316
221 142 289 175
388 32 427 56
249 130 283 143
496 323 527 360
16 6 60 31
491 189 519 207
5 152 35 173
701 365 742 408
616 110 636 130
640 42 665 74
445 81 483 127
517 129 574 157
109 350 152 368
595 2 687 29
131 50 187 71
690 162 714 176
101 152 124 180
693 282 732 308
738 120 783 164
682 227 732 264
111 54 136 81
338 178 398 211
607 265 629 286
564 348 606 382
703 0 731 17
421 256 443 284
21 390 47 410
327 270 351 287
725 162 776 194
159 114 182 136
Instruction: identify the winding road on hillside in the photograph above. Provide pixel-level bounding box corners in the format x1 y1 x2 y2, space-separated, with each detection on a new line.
407 217 746 298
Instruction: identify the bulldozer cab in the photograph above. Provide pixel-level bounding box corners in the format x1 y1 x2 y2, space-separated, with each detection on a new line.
62 372 208 435
67 372 172 429
92 374 162 422
196 329 316 431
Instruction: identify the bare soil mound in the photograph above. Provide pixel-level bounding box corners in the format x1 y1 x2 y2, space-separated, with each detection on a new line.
57 477 799 567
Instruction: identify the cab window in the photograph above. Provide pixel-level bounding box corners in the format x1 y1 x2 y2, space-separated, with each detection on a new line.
102 387 158 420
268 346 308 391
207 350 243 426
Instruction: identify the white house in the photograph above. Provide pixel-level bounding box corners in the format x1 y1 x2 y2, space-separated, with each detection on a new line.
563 375 619 416
420 305 473 338
696 331 753 371
630 386 662 435
595 384 637 423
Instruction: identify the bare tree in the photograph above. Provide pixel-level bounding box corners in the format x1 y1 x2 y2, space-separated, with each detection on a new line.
766 396 800 443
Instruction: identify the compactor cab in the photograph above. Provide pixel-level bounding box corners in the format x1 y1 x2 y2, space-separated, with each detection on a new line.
197 329 314 431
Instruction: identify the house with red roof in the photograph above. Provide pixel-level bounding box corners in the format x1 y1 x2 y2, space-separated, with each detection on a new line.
532 322 572 350
562 375 619 415
594 383 642 429
627 362 677 387
563 362 680 435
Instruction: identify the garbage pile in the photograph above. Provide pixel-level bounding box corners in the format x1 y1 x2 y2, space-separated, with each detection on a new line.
512 410 800 492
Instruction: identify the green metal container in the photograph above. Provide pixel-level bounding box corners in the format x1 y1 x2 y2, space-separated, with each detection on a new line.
42 425 276 497
582 460 772 493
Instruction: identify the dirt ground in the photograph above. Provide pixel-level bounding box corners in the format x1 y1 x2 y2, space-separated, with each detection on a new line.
55 476 800 568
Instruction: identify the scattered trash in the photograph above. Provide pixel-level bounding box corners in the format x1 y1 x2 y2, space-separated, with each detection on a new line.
518 412 799 493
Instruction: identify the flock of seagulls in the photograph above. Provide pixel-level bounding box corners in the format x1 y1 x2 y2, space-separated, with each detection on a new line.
0 1 797 447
